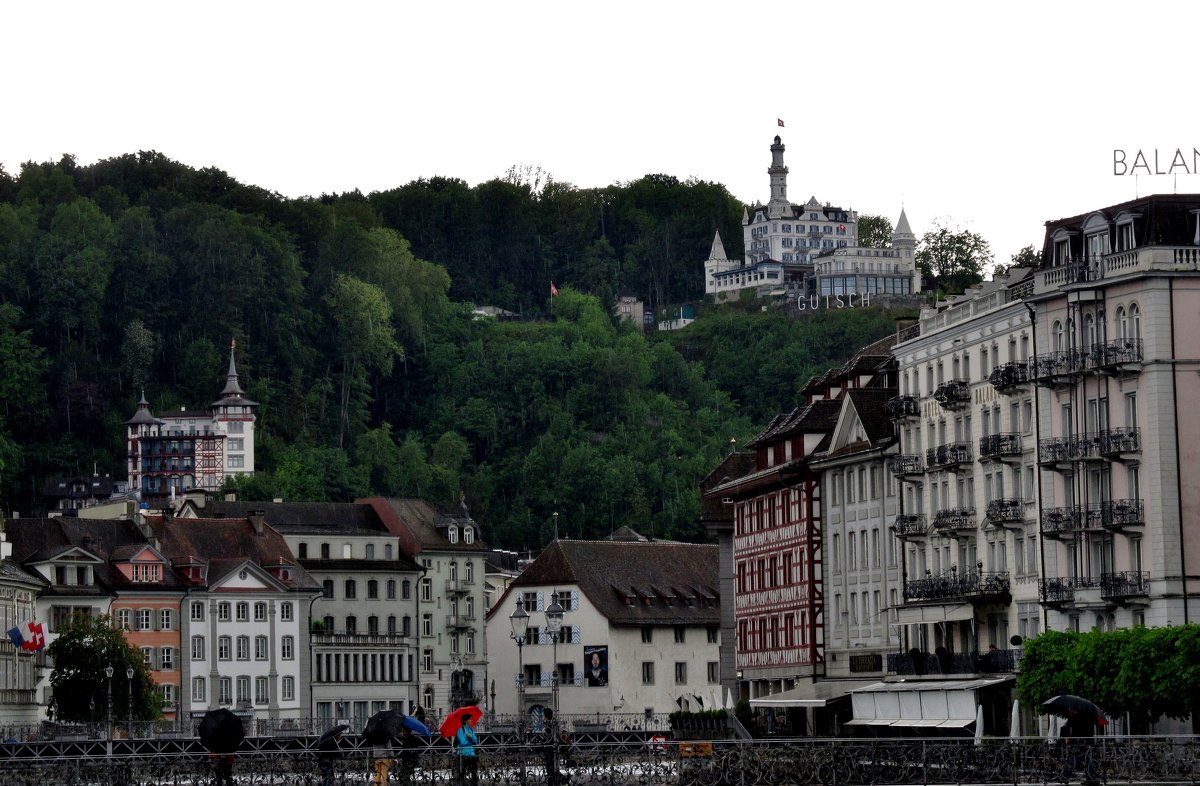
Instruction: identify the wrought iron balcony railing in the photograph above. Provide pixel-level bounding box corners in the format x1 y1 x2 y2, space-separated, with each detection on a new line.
885 395 920 421
1041 506 1081 537
887 647 1022 676
932 379 971 409
988 361 1031 393
1031 349 1087 383
1101 498 1144 530
1100 427 1141 456
905 569 1011 603
1091 338 1144 370
1101 570 1150 599
891 513 928 539
1039 576 1093 605
888 454 925 476
979 432 1022 461
926 442 973 470
932 507 976 535
985 498 1024 526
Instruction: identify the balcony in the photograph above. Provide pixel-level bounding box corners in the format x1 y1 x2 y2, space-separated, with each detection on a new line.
887 454 925 478
1031 350 1086 386
1040 576 1091 607
891 513 928 540
925 442 973 471
905 569 1010 603
1100 427 1141 458
1040 506 1104 539
887 647 1022 676
978 433 1022 462
885 395 920 421
932 379 971 410
445 579 472 594
1101 499 1144 532
1100 571 1150 601
1038 433 1106 466
311 633 412 647
446 614 475 629
1091 338 1143 373
932 507 977 536
988 361 1031 394
985 498 1025 527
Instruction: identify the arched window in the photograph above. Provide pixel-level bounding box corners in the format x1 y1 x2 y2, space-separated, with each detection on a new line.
1085 314 1096 348
423 686 434 709
387 616 397 634
386 580 397 600
345 616 357 634
384 544 393 560
1116 306 1128 340
365 544 375 560
448 526 459 544
344 579 357 599
449 561 458 581
368 579 379 599
322 615 334 632
322 579 334 599
402 616 412 636
464 526 474 544
402 580 412 600
1053 320 1064 352
1129 303 1141 341
1067 318 1076 348
368 615 379 634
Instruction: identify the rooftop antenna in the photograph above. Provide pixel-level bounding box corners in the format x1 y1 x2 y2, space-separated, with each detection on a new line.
552 511 559 541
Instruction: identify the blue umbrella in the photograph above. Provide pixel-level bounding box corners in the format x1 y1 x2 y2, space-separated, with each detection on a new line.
402 715 432 737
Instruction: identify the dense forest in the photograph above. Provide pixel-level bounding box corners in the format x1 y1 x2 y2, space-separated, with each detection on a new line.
0 152 905 553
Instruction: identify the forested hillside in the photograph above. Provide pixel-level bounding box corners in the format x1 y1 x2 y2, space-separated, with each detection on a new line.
0 153 904 553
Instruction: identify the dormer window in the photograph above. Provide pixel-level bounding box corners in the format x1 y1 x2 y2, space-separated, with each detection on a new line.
448 526 459 544
464 526 474 544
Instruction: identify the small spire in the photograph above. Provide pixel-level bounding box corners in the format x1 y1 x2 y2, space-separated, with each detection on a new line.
220 339 244 398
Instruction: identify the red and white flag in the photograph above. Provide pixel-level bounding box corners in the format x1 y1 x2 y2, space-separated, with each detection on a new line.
550 282 559 297
777 118 785 127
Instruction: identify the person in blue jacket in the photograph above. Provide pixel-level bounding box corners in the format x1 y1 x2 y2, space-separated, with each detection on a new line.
454 716 480 786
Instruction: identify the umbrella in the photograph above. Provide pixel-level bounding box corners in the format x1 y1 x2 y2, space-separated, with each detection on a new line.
1009 700 1021 740
973 704 984 745
198 708 245 754
1041 695 1105 721
363 709 406 746
317 724 350 750
439 705 483 739
402 715 432 737
1047 714 1060 740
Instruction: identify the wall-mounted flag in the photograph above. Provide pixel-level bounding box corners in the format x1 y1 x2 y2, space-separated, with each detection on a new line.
550 282 559 297
777 118 785 127
7 620 45 651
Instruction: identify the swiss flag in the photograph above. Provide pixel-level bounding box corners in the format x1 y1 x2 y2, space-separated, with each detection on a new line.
550 282 559 297
777 118 785 127
26 621 44 652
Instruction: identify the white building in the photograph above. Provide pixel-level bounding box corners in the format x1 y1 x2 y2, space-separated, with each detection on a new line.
125 342 257 507
486 538 721 725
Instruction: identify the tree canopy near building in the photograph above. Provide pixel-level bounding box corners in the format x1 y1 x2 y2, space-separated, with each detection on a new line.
46 614 162 723
916 222 993 296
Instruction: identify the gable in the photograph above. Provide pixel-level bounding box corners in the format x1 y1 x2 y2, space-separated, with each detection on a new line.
210 561 286 592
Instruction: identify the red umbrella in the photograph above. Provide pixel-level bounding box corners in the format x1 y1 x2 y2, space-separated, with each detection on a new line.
439 705 483 738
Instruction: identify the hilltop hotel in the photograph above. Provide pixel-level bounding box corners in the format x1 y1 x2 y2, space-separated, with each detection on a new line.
704 136 921 302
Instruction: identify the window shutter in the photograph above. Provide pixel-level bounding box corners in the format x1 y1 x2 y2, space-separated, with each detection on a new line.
539 630 549 645
570 590 579 610
571 626 581 644
536 592 544 611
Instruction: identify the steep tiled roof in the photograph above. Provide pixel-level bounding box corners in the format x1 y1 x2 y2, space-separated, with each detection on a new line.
149 516 318 590
503 540 719 627
360 498 491 555
208 501 386 535
848 388 897 445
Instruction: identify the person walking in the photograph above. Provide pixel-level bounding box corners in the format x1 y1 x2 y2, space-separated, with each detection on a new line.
454 716 480 786
316 728 344 786
397 726 423 785
1059 709 1100 785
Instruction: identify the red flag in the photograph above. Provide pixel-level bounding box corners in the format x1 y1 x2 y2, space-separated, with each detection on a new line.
777 118 785 127
550 282 559 297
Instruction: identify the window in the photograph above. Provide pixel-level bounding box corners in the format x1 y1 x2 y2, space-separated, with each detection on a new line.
229 455 245 468
707 627 719 644
237 676 250 704
674 662 688 685
254 602 267 622
320 543 330 560
384 544 393 560
298 543 308 559
368 580 379 599
707 662 719 684
282 636 294 660
192 636 205 661
402 580 412 599
218 602 231 622
192 677 206 702
421 614 432 637
191 602 205 622
368 616 379 634
674 627 686 644
280 602 293 622
160 647 174 671
641 626 653 643
448 526 458 544
117 609 131 630
237 636 250 660
421 578 432 602
141 647 154 668
422 649 433 672
219 677 233 705
465 562 474 583
345 580 357 599
465 526 474 544
159 609 173 631
255 635 268 660
642 662 655 685
282 675 295 701
323 579 334 599
345 616 357 634
387 580 397 600
218 636 231 661
255 676 269 704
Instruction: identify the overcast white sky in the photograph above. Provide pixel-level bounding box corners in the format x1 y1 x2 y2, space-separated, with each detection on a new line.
5 1 1199 265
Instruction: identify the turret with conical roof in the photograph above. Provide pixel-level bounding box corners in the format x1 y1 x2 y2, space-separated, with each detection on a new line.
211 339 258 409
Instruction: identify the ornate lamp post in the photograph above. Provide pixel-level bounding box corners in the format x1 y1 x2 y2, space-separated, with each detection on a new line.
544 591 564 729
126 666 134 738
451 657 463 710
509 597 529 738
104 664 114 754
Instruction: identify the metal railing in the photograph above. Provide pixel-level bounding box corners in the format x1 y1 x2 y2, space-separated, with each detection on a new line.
985 498 1024 525
988 361 1030 392
905 569 1010 602
979 432 1022 460
887 454 924 476
932 379 970 409
932 507 977 535
884 395 919 420
925 442 973 470
891 514 927 538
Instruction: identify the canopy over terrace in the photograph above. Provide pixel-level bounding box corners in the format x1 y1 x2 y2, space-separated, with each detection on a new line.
846 677 1012 730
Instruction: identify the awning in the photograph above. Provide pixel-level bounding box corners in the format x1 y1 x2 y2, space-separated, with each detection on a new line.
849 677 1012 728
894 603 976 624
750 680 877 708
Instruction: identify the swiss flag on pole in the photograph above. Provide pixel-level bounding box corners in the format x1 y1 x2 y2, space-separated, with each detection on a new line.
777 118 785 127
550 282 559 297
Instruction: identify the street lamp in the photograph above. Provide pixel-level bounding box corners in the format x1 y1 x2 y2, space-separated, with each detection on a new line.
451 657 463 710
544 591 564 727
126 666 134 738
509 597 529 738
105 665 114 740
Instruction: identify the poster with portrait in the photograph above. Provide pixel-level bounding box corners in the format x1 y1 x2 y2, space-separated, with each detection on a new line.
583 645 608 687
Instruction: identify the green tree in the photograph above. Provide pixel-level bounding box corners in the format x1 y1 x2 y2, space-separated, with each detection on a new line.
915 222 993 296
47 614 162 723
120 319 156 391
857 214 894 248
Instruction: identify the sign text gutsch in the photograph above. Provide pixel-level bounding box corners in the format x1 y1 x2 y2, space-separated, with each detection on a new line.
1113 148 1200 176
796 292 872 311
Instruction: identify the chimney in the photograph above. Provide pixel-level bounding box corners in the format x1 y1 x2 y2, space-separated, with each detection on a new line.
249 511 265 535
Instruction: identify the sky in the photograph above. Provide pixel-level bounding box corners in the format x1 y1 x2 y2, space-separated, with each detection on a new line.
5 1 1200 266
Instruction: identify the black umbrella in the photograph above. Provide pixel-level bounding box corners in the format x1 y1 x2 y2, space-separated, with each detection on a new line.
317 723 350 750
199 708 245 754
1041 695 1105 720
362 709 405 746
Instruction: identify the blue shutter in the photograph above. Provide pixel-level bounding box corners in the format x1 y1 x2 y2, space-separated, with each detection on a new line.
571 626 581 644
536 592 544 611
570 590 580 610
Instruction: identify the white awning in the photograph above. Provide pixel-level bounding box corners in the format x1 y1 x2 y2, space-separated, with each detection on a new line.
849 677 1012 728
894 603 976 624
750 680 877 708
